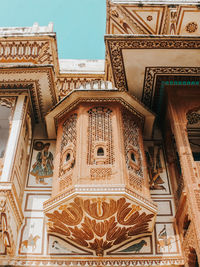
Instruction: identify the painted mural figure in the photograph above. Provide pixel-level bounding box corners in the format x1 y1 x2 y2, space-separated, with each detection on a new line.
157 225 173 252
21 234 40 251
145 145 166 191
30 142 54 184
119 239 147 253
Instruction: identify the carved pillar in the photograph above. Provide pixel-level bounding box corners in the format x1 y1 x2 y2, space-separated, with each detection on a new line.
167 89 200 260
164 118 184 204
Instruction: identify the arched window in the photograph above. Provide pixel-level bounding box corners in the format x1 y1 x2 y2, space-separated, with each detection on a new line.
66 153 71 162
131 152 135 162
97 147 104 156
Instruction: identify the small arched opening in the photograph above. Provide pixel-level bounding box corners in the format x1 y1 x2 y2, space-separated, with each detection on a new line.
97 147 104 157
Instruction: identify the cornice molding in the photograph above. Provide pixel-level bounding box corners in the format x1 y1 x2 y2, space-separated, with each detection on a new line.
142 66 200 108
3 257 185 266
0 66 57 122
105 36 200 93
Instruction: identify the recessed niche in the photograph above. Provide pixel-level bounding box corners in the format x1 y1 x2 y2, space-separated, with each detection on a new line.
131 152 135 162
66 153 71 162
97 147 104 156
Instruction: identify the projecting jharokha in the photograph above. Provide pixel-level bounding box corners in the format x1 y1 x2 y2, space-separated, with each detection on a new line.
0 1 200 266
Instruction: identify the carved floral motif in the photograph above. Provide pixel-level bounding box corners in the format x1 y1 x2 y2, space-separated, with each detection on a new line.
186 22 198 33
46 197 154 256
187 110 200 125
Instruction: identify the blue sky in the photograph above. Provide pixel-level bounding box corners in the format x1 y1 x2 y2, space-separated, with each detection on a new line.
0 0 106 59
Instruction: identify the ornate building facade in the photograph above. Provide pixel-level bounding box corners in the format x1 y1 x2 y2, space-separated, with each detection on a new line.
0 1 200 266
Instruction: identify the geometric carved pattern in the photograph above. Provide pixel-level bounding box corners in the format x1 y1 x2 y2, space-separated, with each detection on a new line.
90 168 112 180
46 197 154 256
59 174 72 192
87 107 114 165
129 173 143 192
61 114 77 152
122 110 143 178
194 190 200 212
60 113 77 176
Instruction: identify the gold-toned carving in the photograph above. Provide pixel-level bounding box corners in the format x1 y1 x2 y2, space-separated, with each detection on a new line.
186 22 198 33
46 197 154 256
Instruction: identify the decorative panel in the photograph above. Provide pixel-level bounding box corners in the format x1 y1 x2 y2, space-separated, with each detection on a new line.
87 107 114 165
19 217 44 255
60 113 77 178
26 139 56 188
145 141 171 195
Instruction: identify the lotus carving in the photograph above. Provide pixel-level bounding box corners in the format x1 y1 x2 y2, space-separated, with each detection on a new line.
46 197 154 256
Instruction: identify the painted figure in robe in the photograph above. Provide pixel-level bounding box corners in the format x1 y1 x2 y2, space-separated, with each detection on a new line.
30 143 54 184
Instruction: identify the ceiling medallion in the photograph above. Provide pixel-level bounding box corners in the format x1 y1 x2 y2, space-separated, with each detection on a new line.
186 22 198 33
